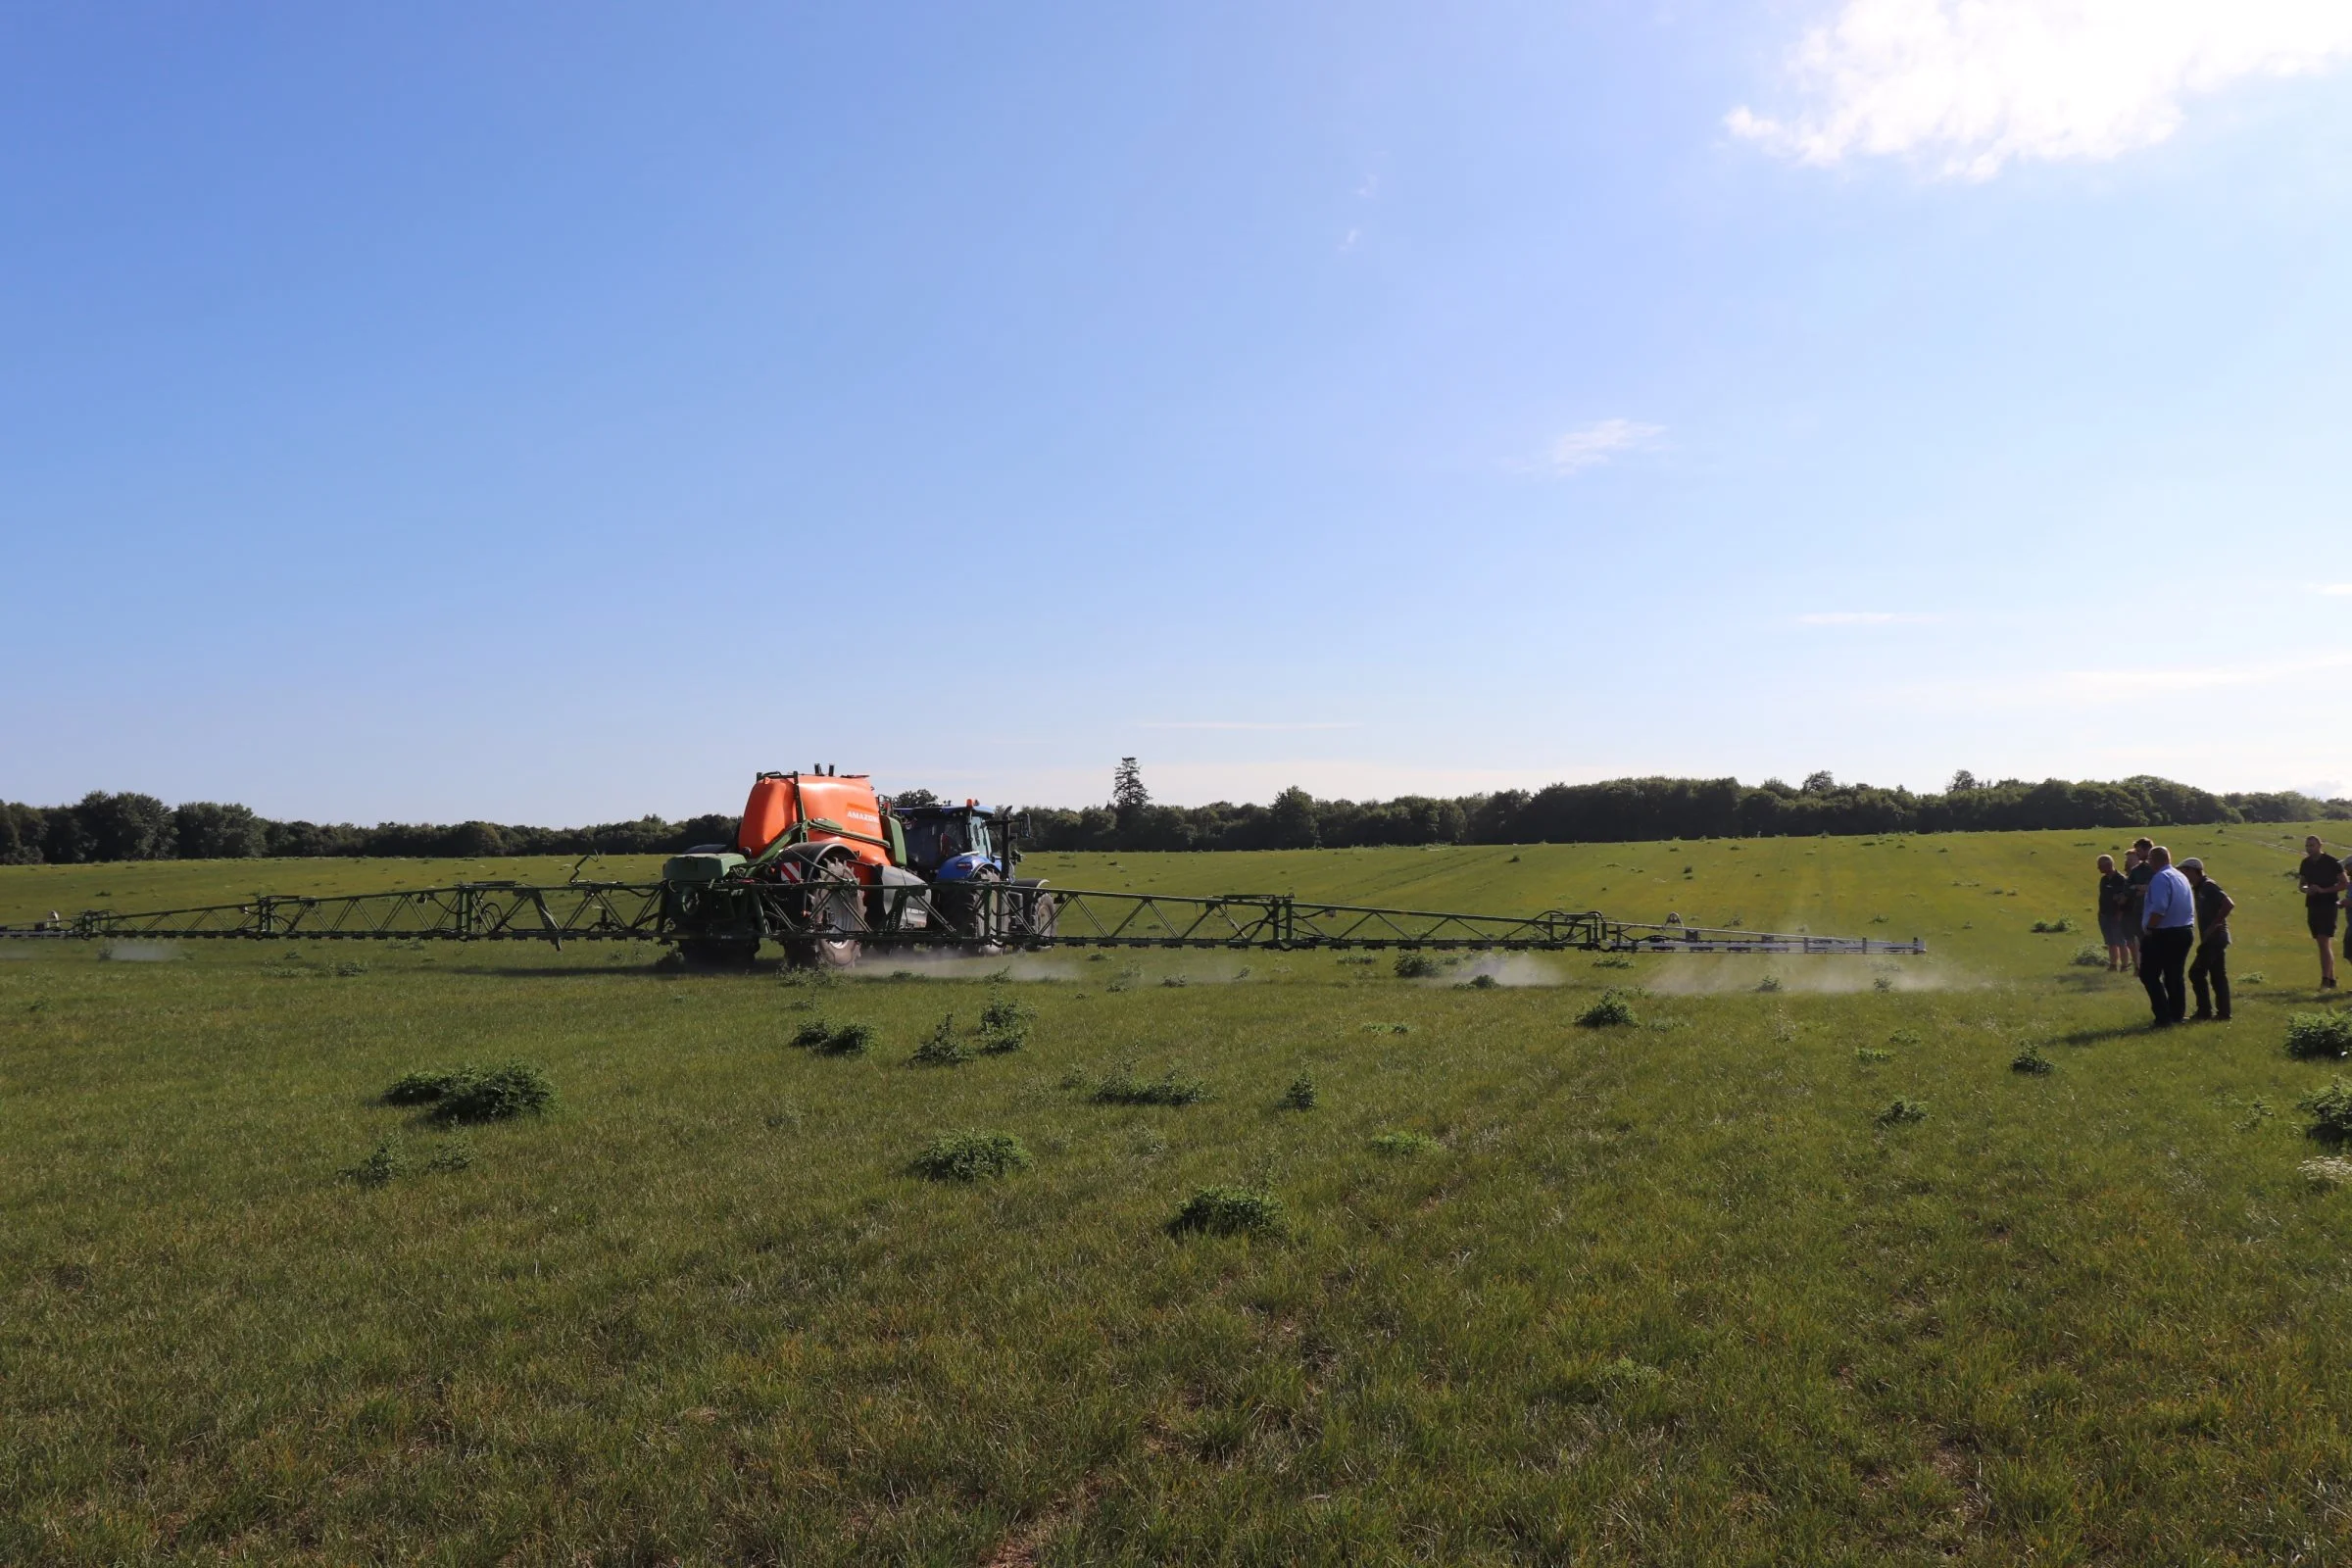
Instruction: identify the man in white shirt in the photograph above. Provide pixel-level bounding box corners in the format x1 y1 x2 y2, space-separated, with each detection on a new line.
2138 846 2196 1026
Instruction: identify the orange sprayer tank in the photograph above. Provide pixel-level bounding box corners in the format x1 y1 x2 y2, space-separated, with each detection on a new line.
735 773 893 871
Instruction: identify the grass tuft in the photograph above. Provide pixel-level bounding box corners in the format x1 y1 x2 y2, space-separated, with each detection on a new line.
2032 916 2077 934
2284 1012 2352 1060
1755 973 1784 994
1279 1074 1317 1111
2011 1045 2054 1075
908 1130 1031 1182
1854 1047 1893 1064
1167 1185 1282 1237
1577 989 1638 1028
1393 954 1441 979
1875 1098 1929 1126
2071 943 2111 967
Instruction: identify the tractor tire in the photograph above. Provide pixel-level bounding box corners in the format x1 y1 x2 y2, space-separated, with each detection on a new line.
1011 884 1057 945
783 851 865 970
946 865 1006 955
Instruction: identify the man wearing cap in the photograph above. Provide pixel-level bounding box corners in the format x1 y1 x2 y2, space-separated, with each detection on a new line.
2181 858 2233 1023
2138 845 2196 1026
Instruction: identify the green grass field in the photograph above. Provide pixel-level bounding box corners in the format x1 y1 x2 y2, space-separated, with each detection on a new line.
7 825 2352 1564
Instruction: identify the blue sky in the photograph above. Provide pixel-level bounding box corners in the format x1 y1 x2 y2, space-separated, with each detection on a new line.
6 3 2349 822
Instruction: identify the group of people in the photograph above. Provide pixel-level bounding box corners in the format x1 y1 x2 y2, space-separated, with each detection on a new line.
2094 834 2349 1027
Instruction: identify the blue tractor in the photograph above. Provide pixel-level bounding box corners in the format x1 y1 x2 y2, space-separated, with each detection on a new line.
885 798 1056 949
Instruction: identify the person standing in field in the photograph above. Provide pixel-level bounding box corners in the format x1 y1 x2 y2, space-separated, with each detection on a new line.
2297 835 2346 990
2125 841 2156 972
2096 854 2134 971
2180 858 2233 1022
2138 845 2196 1026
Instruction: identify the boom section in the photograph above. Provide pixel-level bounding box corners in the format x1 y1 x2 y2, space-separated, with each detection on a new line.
0 879 1926 956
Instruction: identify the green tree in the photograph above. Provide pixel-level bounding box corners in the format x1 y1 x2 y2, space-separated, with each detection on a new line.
173 802 267 859
1112 759 1150 836
1270 786 1321 850
78 791 173 861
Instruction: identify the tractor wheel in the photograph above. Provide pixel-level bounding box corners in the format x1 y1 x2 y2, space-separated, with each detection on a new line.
783 852 865 969
1016 889 1057 944
952 864 1006 955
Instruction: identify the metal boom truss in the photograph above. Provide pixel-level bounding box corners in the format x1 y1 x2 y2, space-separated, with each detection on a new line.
0 880 1925 956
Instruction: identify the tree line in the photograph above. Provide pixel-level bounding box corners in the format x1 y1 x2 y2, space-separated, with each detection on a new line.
2 769 2343 865
1009 765 2350 854
0 793 738 865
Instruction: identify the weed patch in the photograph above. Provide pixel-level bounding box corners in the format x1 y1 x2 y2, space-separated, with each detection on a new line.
341 1140 405 1187
1875 1098 1929 1127
2011 1045 2054 1075
342 1134 473 1185
1854 1047 1894 1064
1279 1074 1317 1111
2071 944 2111 967
2285 1013 2352 1061
381 1062 555 1123
909 1015 973 1066
2298 1079 2352 1142
1167 1185 1283 1237
2301 1156 2352 1189
1369 1131 1440 1157
2032 917 2077 934
1093 1062 1208 1105
1577 990 1638 1028
1394 954 1441 979
1755 974 1783 994
792 1020 875 1056
977 990 1032 1053
908 1130 1031 1182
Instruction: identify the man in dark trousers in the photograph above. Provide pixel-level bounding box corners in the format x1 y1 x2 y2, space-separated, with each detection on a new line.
2298 835 2346 990
2180 858 2233 1022
2138 845 2197 1026
2124 838 2156 967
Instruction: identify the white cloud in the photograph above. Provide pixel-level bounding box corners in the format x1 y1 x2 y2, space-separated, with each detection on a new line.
2322 583 2352 595
1729 0 2352 179
1796 611 1937 624
1547 418 1664 474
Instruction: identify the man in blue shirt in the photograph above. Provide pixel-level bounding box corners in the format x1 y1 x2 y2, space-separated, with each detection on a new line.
2138 846 2197 1026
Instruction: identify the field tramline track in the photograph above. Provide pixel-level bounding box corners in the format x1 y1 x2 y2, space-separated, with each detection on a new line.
0 879 1926 957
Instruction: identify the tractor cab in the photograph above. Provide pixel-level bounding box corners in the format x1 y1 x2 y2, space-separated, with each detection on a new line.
890 800 1017 883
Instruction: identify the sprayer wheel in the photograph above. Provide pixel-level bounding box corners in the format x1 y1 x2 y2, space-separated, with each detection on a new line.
784 853 865 969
